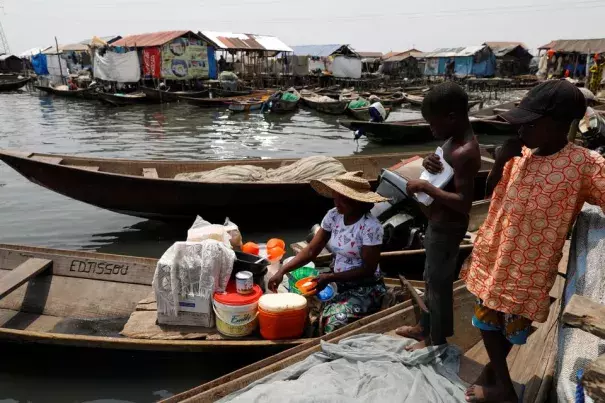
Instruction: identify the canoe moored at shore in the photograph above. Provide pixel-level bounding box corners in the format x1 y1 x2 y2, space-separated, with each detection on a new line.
158 240 571 403
98 92 149 106
140 87 208 103
301 91 349 115
0 243 424 355
348 106 391 121
34 85 98 100
228 98 267 113
0 77 30 92
0 150 435 224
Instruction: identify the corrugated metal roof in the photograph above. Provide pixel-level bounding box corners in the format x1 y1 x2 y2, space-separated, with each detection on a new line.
79 35 122 46
0 55 19 61
200 31 292 52
485 41 527 50
112 30 197 47
291 44 358 57
538 38 605 54
384 50 424 62
358 52 382 58
423 46 486 58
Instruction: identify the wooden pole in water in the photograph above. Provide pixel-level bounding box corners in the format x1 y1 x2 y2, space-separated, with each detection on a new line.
55 36 65 85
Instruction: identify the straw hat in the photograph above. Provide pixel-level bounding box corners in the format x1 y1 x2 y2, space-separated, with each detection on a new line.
310 171 389 204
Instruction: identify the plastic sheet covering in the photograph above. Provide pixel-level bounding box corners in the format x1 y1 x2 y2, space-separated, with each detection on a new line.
46 55 68 77
31 53 48 75
93 50 141 83
331 56 362 79
174 156 347 183
218 334 467 402
556 204 605 403
153 240 235 318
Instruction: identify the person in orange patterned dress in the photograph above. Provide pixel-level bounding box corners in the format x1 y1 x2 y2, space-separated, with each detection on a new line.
463 80 605 403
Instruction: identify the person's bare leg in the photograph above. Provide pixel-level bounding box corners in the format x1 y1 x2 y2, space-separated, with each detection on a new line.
472 336 513 387
466 330 517 402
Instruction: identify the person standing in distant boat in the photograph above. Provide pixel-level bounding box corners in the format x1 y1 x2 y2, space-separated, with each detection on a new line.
396 82 481 351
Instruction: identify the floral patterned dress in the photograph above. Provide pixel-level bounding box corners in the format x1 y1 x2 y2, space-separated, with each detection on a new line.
319 208 386 334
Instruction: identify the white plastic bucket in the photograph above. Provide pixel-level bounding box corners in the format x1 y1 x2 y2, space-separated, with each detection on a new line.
212 299 259 338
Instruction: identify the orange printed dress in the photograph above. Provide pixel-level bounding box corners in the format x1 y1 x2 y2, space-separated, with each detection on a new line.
460 143 605 322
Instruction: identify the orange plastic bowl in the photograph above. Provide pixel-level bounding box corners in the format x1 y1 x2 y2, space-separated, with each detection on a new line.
267 238 286 250
294 276 317 296
242 242 260 256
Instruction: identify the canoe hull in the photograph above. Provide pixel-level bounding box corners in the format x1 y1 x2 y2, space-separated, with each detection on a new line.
98 93 148 106
269 99 298 113
229 102 265 113
303 98 348 115
140 87 208 103
340 120 433 145
348 107 391 121
35 85 97 100
0 78 30 91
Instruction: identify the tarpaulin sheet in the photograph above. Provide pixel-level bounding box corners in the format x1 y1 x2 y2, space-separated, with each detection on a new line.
331 56 362 79
218 334 467 402
556 204 605 403
46 55 68 78
94 50 141 83
142 47 161 79
31 53 48 75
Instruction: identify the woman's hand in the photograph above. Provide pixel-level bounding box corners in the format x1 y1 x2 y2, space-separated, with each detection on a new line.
496 138 523 163
311 273 334 293
268 271 284 293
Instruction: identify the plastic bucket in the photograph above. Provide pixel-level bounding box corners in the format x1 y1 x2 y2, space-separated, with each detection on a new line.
213 300 259 338
258 306 307 340
213 283 263 338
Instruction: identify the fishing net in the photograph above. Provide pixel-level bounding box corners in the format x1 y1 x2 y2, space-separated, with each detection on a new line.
174 156 346 183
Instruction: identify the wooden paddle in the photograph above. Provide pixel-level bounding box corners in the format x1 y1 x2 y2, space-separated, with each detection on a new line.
0 258 52 299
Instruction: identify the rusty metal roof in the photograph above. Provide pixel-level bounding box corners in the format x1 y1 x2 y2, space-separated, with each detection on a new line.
538 38 605 54
112 31 199 47
200 31 292 52
484 41 527 50
358 52 382 58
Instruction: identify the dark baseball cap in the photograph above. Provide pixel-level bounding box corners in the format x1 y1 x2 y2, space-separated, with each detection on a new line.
500 80 587 125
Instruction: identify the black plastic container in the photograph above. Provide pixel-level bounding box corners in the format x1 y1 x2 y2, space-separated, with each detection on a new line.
232 251 269 292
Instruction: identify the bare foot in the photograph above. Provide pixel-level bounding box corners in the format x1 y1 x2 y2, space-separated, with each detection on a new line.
396 323 425 341
465 385 517 403
405 339 430 351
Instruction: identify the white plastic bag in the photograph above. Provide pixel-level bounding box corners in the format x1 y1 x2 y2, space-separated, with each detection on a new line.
187 216 231 246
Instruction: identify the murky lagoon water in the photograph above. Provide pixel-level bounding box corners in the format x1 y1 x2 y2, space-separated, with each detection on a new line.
0 86 513 402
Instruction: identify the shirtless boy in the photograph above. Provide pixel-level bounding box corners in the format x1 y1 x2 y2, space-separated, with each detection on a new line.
398 82 481 351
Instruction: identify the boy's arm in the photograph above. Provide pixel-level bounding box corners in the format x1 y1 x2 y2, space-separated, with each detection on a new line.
409 146 481 214
586 153 605 211
486 138 523 198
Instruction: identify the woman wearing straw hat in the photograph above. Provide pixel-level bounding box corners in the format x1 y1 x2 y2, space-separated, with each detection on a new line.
268 171 388 334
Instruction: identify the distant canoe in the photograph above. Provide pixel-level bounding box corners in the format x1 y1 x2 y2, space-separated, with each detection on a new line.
35 85 97 100
184 91 270 108
210 88 253 97
268 90 300 113
0 77 30 92
301 92 348 115
228 99 266 113
379 93 406 107
403 94 424 107
98 92 149 106
0 149 422 223
348 106 391 121
140 87 208 103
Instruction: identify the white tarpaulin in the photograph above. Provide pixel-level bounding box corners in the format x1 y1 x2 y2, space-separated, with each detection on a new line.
46 55 68 78
94 50 141 83
331 56 361 79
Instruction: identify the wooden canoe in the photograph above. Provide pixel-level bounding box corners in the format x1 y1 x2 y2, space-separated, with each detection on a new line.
210 88 253 97
379 93 406 107
98 92 149 106
268 90 300 113
348 106 391 121
34 85 97 100
404 93 483 110
160 242 570 403
228 99 267 113
183 91 269 108
301 91 349 115
0 243 422 354
0 150 439 224
140 87 208 103
0 77 30 91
